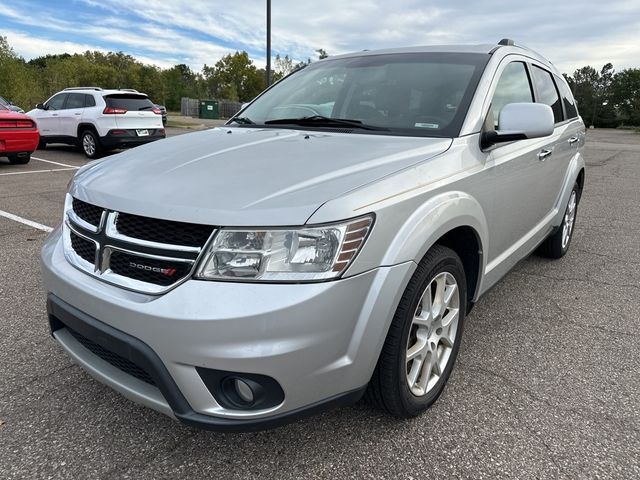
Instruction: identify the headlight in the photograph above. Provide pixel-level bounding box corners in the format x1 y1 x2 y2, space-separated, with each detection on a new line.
195 215 373 282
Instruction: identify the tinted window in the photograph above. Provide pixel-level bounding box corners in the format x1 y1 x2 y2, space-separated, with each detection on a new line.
65 93 85 109
531 66 563 123
46 93 67 110
238 52 490 138
490 62 533 129
105 94 154 111
556 78 578 119
85 94 96 107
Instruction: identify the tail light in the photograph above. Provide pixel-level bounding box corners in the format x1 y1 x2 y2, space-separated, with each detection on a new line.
103 107 127 114
0 119 35 129
152 107 162 115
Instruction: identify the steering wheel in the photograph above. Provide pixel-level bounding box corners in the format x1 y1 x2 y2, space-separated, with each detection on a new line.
271 105 321 117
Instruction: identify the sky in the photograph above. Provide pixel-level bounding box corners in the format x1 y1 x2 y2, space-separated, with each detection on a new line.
1 0 639 75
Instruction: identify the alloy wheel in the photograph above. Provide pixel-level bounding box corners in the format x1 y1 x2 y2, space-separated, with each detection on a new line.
83 133 96 156
562 190 577 249
405 271 460 397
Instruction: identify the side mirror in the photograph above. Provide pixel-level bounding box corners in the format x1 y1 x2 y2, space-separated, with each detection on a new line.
482 103 554 148
36 103 45 110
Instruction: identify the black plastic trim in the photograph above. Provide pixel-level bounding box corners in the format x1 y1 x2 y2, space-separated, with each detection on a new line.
47 294 366 431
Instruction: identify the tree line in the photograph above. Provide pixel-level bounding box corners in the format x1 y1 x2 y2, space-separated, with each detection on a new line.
0 36 316 111
1 35 639 125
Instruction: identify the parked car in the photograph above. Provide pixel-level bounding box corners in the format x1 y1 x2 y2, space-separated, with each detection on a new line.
0 95 25 114
0 98 39 164
28 87 165 159
154 103 167 125
42 39 585 431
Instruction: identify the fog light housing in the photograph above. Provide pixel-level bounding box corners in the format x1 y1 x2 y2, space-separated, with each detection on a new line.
196 368 285 411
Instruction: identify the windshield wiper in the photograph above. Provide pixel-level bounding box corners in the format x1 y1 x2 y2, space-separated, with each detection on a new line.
264 115 390 131
230 116 255 125
138 106 154 111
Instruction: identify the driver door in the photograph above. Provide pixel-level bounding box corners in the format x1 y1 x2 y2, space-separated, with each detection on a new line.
35 93 67 137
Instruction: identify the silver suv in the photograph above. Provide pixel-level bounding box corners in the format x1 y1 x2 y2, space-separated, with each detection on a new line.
41 39 585 431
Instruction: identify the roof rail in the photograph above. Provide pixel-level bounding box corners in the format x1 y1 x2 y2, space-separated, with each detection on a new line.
63 87 103 91
498 38 515 46
117 88 139 92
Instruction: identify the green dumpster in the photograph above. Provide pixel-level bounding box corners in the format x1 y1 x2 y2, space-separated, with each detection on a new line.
199 100 219 119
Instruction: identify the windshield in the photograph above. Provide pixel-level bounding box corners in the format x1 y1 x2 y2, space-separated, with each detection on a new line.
234 52 489 137
0 97 9 110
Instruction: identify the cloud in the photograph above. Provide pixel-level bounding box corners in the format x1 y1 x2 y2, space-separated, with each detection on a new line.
2 0 639 74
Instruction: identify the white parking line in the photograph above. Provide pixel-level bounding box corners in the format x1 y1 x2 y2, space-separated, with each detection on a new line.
0 209 53 233
32 156 81 169
0 167 77 176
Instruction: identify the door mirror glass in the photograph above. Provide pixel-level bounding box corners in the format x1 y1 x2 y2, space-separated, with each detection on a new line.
483 102 554 147
36 103 45 110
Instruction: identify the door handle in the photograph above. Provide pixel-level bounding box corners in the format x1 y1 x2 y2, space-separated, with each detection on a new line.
52 113 58 117
537 149 553 161
568 136 579 145
74 113 81 115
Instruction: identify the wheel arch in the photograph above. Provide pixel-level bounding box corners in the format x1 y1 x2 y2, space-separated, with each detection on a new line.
380 191 488 306
77 122 99 138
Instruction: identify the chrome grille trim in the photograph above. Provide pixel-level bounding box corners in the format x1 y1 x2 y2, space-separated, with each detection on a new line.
106 212 201 253
62 194 215 295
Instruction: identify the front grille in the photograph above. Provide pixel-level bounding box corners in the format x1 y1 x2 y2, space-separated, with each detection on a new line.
116 212 214 247
70 231 96 264
109 250 192 286
67 197 212 293
72 198 103 227
67 327 156 386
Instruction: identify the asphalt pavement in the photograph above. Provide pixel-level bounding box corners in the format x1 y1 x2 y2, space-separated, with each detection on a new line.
0 128 638 479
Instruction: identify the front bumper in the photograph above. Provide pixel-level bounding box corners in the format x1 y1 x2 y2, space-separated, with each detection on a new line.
101 129 165 149
41 226 414 431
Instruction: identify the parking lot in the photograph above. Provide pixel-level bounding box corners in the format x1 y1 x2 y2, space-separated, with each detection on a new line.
1 128 638 479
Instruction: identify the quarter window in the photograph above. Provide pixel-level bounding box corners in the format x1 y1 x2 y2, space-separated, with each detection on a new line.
46 93 67 110
531 66 563 123
490 62 533 129
556 78 578 119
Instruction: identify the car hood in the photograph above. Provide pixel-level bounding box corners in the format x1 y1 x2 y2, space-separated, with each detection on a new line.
72 127 452 226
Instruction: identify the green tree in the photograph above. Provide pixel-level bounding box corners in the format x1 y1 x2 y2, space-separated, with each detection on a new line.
611 68 640 126
316 48 329 59
202 51 264 101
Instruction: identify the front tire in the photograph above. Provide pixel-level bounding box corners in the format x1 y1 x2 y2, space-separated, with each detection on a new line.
537 183 579 259
8 153 30 164
80 129 102 159
366 245 466 418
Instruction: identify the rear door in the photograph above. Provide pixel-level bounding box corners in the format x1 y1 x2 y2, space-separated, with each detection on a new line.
529 64 572 215
35 93 67 136
103 94 163 134
58 93 86 137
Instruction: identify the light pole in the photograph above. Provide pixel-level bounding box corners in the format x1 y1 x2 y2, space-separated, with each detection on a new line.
266 0 271 86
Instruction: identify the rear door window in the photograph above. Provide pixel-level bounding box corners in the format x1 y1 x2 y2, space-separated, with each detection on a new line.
46 93 67 110
531 66 563 123
104 94 154 111
555 78 578 119
490 62 533 129
65 93 86 109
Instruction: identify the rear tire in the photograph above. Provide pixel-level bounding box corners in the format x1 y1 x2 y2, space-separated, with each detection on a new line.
8 153 30 164
365 245 466 417
537 182 579 259
80 129 102 159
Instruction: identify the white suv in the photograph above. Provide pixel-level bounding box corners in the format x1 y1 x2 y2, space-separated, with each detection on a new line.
28 87 165 158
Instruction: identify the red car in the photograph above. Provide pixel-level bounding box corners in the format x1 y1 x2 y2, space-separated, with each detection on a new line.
0 99 39 164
